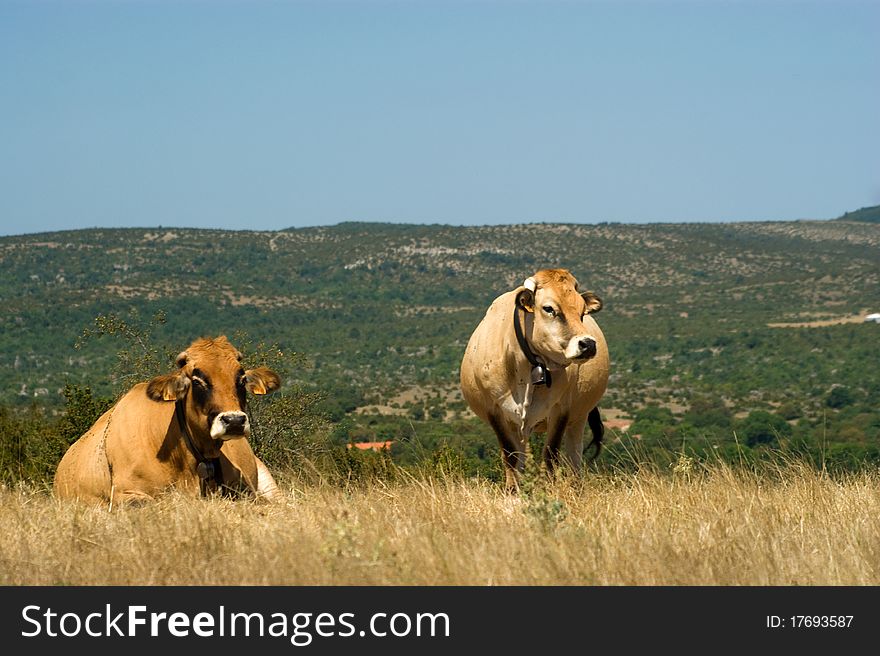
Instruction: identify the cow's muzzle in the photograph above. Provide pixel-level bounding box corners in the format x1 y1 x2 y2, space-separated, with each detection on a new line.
573 337 598 361
210 411 251 440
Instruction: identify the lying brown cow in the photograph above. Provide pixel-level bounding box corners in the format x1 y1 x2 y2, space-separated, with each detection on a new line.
54 335 282 504
460 269 609 489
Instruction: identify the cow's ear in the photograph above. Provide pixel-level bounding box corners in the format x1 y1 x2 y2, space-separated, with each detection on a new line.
581 291 603 314
245 367 281 395
517 288 535 313
516 277 537 313
146 372 191 402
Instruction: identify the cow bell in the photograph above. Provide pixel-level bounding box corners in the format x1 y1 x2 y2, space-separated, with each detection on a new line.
196 461 215 481
531 364 548 386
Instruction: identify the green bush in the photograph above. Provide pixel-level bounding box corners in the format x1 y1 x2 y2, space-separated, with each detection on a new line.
0 403 75 486
736 411 792 448
826 386 854 409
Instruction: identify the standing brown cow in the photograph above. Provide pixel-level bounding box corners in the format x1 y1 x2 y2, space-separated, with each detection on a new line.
460 269 609 489
54 335 282 504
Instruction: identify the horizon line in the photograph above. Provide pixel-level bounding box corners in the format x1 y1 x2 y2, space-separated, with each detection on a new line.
0 214 857 240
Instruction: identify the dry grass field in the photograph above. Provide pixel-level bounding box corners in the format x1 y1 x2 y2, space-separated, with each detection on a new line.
3 461 879 586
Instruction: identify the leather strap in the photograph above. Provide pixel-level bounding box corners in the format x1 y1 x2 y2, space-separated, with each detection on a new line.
513 303 552 388
175 400 223 496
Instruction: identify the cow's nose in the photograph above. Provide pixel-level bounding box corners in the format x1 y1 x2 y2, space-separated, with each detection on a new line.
578 337 597 358
211 411 250 439
220 413 247 429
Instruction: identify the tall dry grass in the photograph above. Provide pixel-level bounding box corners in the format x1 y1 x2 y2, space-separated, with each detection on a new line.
2 459 879 585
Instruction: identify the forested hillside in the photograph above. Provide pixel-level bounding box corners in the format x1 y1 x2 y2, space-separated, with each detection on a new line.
837 205 880 223
2 219 879 475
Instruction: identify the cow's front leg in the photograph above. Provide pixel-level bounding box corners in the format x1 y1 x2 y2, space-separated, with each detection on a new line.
543 412 570 475
488 414 526 491
560 415 589 475
254 456 282 502
110 488 155 507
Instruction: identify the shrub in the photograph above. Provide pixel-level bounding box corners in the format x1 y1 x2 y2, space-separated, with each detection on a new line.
0 404 67 485
736 411 792 448
826 386 854 409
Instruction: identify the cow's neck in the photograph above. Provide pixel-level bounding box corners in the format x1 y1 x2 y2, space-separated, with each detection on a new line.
512 304 554 389
175 399 223 460
174 399 225 496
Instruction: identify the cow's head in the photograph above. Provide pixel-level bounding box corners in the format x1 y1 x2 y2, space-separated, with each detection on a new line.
516 269 603 368
146 335 281 440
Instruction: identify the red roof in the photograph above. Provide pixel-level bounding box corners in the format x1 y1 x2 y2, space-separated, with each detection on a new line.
347 440 393 452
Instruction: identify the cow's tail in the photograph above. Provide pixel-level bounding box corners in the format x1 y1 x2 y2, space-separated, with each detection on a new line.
586 406 604 461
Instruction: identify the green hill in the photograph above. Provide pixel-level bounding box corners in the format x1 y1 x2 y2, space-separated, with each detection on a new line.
1 219 879 473
837 205 880 223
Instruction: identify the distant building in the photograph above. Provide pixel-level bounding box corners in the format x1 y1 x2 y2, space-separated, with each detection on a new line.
604 419 633 432
347 440 393 452
866 313 880 323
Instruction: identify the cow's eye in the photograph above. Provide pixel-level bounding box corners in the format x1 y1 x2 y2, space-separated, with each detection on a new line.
542 306 555 317
192 377 207 388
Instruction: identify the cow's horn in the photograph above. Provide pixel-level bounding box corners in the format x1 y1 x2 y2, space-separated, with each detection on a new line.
523 277 536 292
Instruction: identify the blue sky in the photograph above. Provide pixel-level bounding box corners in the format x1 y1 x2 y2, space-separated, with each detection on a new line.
1 0 877 235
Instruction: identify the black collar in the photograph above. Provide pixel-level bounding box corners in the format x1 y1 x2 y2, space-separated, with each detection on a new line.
174 399 224 496
513 304 552 388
